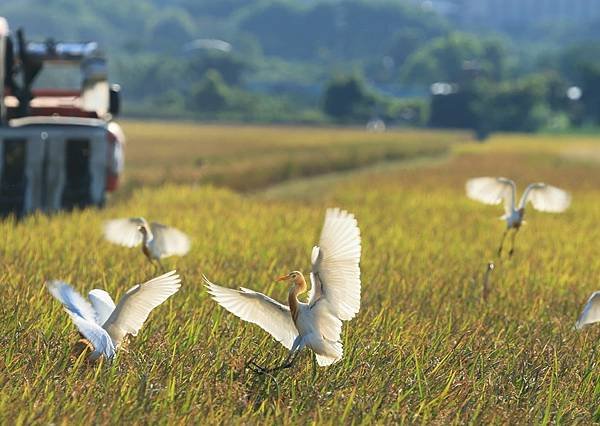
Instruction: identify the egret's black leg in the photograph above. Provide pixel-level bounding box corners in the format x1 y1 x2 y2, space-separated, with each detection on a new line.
248 349 302 375
482 261 495 301
508 228 520 257
143 252 157 271
497 229 508 257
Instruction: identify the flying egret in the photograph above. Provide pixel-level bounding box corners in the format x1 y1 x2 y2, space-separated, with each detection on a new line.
47 270 181 360
575 292 600 329
103 218 191 271
466 177 571 257
205 208 361 373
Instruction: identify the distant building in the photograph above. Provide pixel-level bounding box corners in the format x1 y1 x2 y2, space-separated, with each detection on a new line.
460 0 600 27
409 0 600 27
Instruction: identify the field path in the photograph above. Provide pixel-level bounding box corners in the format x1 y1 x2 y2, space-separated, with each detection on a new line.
119 121 468 193
257 152 451 200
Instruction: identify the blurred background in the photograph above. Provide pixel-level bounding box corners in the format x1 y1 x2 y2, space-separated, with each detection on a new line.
3 0 600 135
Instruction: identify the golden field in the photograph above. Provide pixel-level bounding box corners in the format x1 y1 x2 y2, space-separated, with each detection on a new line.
120 121 466 191
2 122 600 424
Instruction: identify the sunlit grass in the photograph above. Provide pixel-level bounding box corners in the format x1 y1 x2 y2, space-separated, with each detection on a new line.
119 121 468 192
2 126 600 423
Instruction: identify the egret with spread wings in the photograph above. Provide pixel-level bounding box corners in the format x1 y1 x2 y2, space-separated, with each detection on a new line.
103 218 191 271
466 177 571 257
205 208 361 373
47 271 181 360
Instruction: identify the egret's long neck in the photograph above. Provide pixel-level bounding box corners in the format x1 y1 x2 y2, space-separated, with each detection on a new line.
141 228 153 245
140 229 153 260
288 276 307 323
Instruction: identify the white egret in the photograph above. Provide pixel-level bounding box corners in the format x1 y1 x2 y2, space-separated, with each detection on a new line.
466 177 571 256
47 270 181 360
205 208 361 373
575 292 600 329
103 218 191 271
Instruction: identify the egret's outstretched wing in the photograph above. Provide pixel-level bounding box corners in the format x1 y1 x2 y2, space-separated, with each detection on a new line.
46 281 115 359
466 177 516 216
576 292 600 329
149 222 191 258
204 275 298 350
88 289 116 326
103 217 147 247
519 183 571 212
308 208 361 321
47 280 97 322
102 271 181 346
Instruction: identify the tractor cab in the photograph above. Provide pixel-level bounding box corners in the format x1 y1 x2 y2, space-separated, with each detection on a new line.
0 17 124 217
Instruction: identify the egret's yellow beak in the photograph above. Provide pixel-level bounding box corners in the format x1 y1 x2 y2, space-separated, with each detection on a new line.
276 274 289 282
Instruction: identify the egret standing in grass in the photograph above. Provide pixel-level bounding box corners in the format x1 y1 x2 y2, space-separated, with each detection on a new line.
466 177 571 257
103 218 191 271
205 208 361 373
47 271 181 360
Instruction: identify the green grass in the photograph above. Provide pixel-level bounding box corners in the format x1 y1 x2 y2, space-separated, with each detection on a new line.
3 124 600 423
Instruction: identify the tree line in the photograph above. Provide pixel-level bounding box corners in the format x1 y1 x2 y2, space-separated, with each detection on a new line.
4 0 600 131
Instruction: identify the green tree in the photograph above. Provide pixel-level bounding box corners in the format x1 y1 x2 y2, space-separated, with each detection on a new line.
481 39 508 81
146 8 196 50
478 75 550 132
387 28 426 66
429 74 554 135
239 0 447 60
579 63 600 123
402 33 508 86
322 76 375 121
188 51 248 86
539 42 600 83
188 70 231 113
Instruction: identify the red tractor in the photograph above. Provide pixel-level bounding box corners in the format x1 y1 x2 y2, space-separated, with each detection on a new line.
0 17 125 217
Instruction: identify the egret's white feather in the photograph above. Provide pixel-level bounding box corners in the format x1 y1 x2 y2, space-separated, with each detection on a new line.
46 281 115 359
576 291 600 330
310 299 343 342
103 217 147 248
88 289 116 326
149 222 191 258
102 271 181 346
66 311 116 359
47 281 97 323
204 276 298 350
466 177 516 217
519 183 571 212
296 302 344 365
301 329 342 366
315 341 343 366
309 208 362 321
